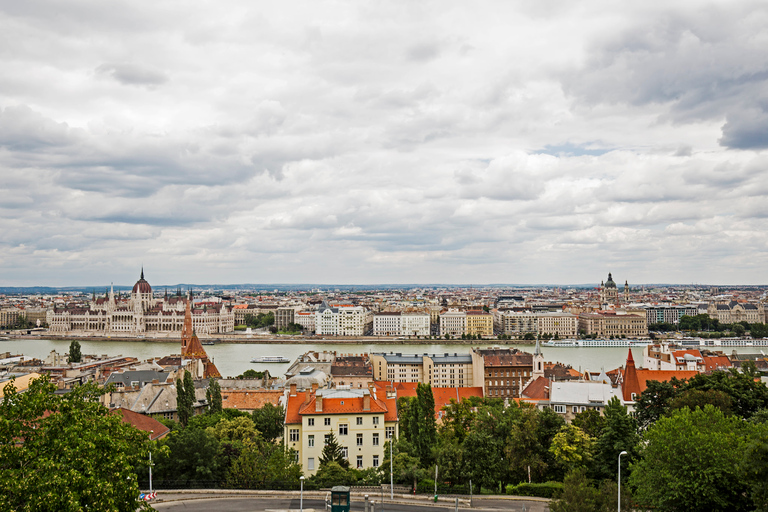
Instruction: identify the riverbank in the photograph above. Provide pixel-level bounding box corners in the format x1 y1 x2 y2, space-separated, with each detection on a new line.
6 332 527 346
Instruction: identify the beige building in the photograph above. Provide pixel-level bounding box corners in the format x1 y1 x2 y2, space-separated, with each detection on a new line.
401 313 430 337
275 307 296 330
284 385 398 475
707 301 765 324
0 308 24 328
578 310 648 338
471 346 543 399
466 311 493 337
369 352 476 387
495 311 578 338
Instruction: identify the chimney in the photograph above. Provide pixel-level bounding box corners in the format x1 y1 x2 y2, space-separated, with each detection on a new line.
311 382 319 392
290 383 297 397
304 390 311 406
363 391 371 411
315 395 323 412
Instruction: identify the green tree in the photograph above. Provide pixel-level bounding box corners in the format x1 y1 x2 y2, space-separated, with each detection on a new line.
0 377 152 511
741 423 768 512
669 388 733 415
633 379 679 430
154 427 222 487
549 424 595 473
683 369 768 418
176 370 195 427
251 402 285 442
593 397 639 481
226 437 301 489
630 405 752 512
207 415 259 443
236 369 267 379
319 430 349 469
311 460 355 487
410 383 437 465
67 340 82 363
439 397 474 444
206 378 223 414
571 409 605 438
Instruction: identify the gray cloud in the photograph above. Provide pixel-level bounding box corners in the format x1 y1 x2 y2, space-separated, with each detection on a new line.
96 63 169 87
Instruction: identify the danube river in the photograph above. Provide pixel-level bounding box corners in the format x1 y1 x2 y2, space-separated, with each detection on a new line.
1 338 759 379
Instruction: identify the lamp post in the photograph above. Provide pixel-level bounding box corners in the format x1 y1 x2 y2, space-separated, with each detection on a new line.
300 475 304 512
149 430 153 493
618 450 627 512
389 437 393 501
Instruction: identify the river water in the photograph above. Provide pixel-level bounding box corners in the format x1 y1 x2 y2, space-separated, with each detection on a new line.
1 338 757 379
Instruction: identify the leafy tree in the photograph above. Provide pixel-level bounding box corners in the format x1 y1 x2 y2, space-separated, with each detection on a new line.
236 369 268 379
319 430 349 469
741 423 768 512
630 405 752 512
67 340 82 363
176 370 195 427
154 427 222 487
402 383 437 465
206 378 222 414
311 460 355 488
0 377 152 511
593 397 639 482
683 369 768 419
226 436 301 489
505 405 564 483
206 415 259 443
251 402 285 442
669 388 733 415
550 467 629 512
571 409 605 439
633 379 679 430
549 424 595 473
439 397 474 444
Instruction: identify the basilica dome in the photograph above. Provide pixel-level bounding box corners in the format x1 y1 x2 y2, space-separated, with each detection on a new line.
132 269 152 294
605 273 617 289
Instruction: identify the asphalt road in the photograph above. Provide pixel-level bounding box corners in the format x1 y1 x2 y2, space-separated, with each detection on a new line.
150 495 548 512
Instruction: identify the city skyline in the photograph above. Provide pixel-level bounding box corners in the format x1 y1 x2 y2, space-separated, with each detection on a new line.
2 1 767 286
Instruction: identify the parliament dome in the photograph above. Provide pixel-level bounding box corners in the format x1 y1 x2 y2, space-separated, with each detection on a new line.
132 269 152 294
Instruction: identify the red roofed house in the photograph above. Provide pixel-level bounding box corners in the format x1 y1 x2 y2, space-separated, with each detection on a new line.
284 383 398 475
619 349 698 406
377 381 484 421
110 408 170 440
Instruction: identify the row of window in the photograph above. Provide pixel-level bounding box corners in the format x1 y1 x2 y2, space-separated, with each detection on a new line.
306 416 380 427
307 455 379 471
290 426 395 444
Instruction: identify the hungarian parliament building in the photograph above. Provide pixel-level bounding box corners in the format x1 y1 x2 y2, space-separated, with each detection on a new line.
46 270 235 335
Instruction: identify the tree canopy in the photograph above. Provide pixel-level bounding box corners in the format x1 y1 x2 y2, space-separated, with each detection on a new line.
0 376 151 512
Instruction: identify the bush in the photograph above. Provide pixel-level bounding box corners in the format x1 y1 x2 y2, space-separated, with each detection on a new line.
506 481 563 498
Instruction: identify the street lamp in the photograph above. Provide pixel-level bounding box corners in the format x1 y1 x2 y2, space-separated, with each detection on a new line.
149 430 153 494
300 475 305 512
618 451 628 512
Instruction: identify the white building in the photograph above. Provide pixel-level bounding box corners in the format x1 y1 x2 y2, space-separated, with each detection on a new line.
439 309 466 336
315 301 373 336
495 311 578 338
373 312 401 336
401 313 430 337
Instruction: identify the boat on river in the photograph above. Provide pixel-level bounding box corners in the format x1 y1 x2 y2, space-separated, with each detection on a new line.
250 356 291 363
543 339 652 348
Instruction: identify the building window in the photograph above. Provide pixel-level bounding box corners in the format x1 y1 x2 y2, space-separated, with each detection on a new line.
356 416 363 425
339 424 348 436
572 406 579 414
373 455 379 467
289 429 299 442
373 433 379 446
356 456 363 468
308 418 315 426
324 418 331 426
341 447 348 459
553 405 566 414
308 435 314 447
385 426 395 439
308 457 315 471
356 433 363 446
324 434 331 445
373 416 380 425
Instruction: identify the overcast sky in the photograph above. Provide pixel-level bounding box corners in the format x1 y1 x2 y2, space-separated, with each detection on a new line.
1 1 767 287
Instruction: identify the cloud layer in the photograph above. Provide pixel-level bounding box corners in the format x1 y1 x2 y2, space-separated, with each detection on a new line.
1 1 767 286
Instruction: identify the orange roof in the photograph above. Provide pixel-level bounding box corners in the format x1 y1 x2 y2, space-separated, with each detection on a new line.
703 355 732 371
221 390 283 411
375 381 483 417
110 408 170 440
232 304 249 309
522 376 550 400
285 390 397 424
621 348 698 401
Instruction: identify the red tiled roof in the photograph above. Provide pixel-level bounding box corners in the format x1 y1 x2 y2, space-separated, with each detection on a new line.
285 390 397 424
110 408 170 440
377 381 483 417
703 355 732 371
621 348 699 401
522 376 550 400
221 390 283 411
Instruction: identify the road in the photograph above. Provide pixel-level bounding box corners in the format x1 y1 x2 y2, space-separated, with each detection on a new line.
150 494 548 512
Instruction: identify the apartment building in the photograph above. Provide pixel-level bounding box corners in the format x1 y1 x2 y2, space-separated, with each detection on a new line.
284 384 398 475
642 304 699 325
315 301 373 336
439 309 466 337
401 313 430 337
471 347 543 399
495 311 578 338
369 352 476 387
578 310 648 338
373 312 401 336
466 311 493 337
